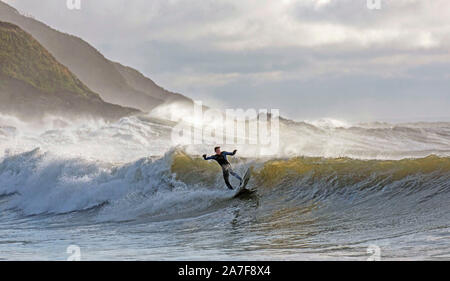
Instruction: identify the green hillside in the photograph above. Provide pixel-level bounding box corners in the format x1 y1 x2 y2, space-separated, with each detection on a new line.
0 1 193 112
0 21 138 120
0 21 98 99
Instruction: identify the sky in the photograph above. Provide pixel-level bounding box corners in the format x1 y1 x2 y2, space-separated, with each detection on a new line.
4 0 450 122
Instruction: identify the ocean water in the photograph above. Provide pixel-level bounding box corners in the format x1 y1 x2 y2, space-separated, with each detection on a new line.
0 114 449 260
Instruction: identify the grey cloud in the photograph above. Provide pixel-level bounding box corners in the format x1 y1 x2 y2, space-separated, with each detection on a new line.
4 0 450 122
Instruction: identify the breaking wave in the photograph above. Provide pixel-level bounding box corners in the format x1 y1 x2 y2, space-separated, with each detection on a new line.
1 114 450 259
0 147 448 223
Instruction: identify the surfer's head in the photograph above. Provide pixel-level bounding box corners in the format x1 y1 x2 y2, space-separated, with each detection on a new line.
214 146 221 154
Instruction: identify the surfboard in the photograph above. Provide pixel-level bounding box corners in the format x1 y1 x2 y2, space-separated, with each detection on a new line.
233 168 252 198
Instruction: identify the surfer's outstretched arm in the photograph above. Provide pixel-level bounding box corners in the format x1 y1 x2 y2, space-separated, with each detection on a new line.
223 150 237 156
202 154 214 160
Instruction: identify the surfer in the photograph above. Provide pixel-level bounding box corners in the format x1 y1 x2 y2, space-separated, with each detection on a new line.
203 146 242 190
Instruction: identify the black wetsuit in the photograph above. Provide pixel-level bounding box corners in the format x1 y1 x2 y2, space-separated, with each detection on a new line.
203 151 242 190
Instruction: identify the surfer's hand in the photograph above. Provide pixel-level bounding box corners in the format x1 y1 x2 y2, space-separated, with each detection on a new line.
233 149 237 155
202 154 207 159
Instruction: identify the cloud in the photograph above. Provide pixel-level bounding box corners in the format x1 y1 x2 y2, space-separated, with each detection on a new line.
82 0 449 51
3 0 450 121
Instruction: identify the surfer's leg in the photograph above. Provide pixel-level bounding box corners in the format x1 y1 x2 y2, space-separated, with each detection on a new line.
229 170 242 184
222 170 234 190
